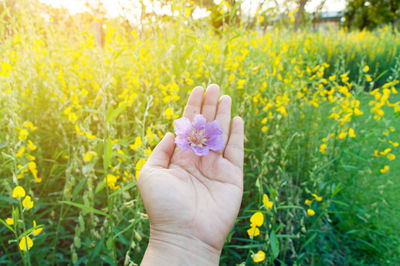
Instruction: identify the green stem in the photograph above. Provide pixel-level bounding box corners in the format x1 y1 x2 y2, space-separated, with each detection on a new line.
11 216 26 266
106 186 117 265
18 200 31 266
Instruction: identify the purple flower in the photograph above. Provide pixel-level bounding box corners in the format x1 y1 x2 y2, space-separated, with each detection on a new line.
174 114 224 156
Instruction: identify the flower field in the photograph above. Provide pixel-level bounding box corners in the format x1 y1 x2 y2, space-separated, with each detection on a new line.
1 3 400 265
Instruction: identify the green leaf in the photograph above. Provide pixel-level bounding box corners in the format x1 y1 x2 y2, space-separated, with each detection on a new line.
109 181 136 197
300 233 317 251
276 234 297 239
106 102 128 123
276 205 304 210
60 201 107 216
103 137 112 170
1 152 14 160
0 141 8 149
0 218 15 233
270 231 279 259
255 178 261 189
331 200 349 207
72 177 87 200
106 237 113 250
89 237 104 262
18 225 43 240
224 243 266 249
95 180 106 194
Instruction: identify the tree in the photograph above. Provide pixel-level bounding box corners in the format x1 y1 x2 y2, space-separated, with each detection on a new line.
294 0 308 31
344 0 400 30
191 0 241 30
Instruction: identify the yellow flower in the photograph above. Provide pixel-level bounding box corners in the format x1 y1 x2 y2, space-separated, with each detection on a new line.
307 209 315 216
28 161 37 173
348 128 356 138
261 126 268 132
319 143 327 154
33 220 43 236
380 148 392 155
237 79 246 89
262 194 273 208
24 121 37 131
22 196 34 209
26 153 36 161
83 151 97 162
12 186 26 198
75 125 84 136
19 236 33 251
374 150 379 157
27 161 42 183
389 141 399 147
276 105 288 116
362 65 369 72
145 127 156 145
387 154 396 160
6 217 13 225
144 147 152 157
252 250 265 263
261 117 268 124
312 193 323 201
18 129 29 140
247 226 260 237
338 130 347 139
16 146 25 157
105 174 120 190
165 107 173 120
250 211 264 227
380 165 389 173
68 112 78 123
305 199 312 205
28 140 37 151
135 158 146 180
130 136 142 150
85 132 96 139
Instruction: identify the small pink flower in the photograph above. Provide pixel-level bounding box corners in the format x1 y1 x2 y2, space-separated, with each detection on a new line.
174 114 224 156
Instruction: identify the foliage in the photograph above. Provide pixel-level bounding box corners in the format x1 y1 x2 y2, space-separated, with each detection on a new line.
0 0 400 265
344 0 400 30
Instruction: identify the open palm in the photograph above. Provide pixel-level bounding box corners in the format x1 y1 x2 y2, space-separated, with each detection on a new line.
138 84 244 254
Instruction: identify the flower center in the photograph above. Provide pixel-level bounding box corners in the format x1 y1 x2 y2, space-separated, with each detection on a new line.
188 128 207 147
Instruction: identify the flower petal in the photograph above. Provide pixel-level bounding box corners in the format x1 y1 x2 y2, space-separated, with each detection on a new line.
174 117 191 136
206 135 224 151
175 135 190 150
191 145 210 156
205 120 223 137
192 114 206 131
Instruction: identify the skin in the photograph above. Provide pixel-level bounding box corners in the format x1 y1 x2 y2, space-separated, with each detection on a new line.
138 84 244 265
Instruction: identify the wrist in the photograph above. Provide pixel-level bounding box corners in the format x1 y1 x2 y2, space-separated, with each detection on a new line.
141 226 221 266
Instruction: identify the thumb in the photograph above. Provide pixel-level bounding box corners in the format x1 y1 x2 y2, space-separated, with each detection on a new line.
145 132 175 168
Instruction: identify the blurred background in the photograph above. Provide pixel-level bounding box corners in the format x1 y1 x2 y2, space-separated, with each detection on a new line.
0 0 399 265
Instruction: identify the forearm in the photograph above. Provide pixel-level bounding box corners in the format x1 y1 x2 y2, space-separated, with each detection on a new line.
141 227 221 266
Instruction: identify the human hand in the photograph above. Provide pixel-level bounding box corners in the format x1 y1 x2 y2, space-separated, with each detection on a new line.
138 84 244 265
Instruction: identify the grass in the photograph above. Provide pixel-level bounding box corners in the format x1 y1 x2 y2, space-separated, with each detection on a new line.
0 1 400 265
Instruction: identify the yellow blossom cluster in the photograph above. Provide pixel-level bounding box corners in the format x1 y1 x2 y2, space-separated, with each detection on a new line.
15 122 41 183
4 186 43 252
305 193 323 217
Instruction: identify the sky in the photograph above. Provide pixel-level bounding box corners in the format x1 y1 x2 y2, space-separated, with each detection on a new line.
39 0 347 21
